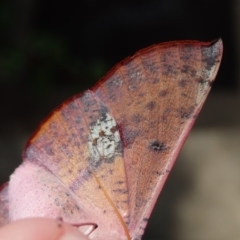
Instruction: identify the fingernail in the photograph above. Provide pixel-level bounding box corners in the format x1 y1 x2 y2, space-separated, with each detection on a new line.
60 234 81 240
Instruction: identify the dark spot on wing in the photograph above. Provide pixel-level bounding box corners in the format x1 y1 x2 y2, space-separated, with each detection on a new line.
116 181 125 185
181 65 197 77
81 91 96 109
201 46 219 71
68 101 78 110
116 140 123 154
54 198 61 207
61 144 67 150
112 189 128 194
138 92 146 98
45 142 54 156
104 155 115 164
110 125 118 134
92 138 98 146
51 130 59 138
65 192 70 197
162 63 176 76
179 105 196 119
178 79 189 88
82 167 92 180
124 214 130 223
49 122 57 130
196 76 211 86
153 77 160 84
98 130 105 137
131 114 142 124
75 115 81 124
159 89 168 97
146 101 156 110
155 171 164 176
181 92 188 98
142 56 159 73
108 169 114 175
149 140 168 152
179 45 195 61
61 108 70 121
88 156 102 168
100 105 109 121
181 64 190 74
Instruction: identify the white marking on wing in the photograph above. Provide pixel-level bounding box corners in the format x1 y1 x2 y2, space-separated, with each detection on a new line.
88 113 120 163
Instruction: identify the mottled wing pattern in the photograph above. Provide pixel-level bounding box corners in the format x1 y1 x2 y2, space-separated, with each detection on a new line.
0 39 222 240
11 91 131 239
93 39 222 239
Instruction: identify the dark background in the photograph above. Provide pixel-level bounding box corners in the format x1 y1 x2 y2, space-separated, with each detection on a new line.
0 0 237 239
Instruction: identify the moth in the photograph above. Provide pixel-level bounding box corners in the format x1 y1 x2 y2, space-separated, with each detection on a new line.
0 39 223 240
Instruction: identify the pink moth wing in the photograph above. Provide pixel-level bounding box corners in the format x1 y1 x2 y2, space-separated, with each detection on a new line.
0 39 223 239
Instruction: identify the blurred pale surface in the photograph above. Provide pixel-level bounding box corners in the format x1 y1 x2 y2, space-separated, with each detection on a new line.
177 128 240 240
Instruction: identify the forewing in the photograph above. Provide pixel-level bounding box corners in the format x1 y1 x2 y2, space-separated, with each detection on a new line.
94 39 223 239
